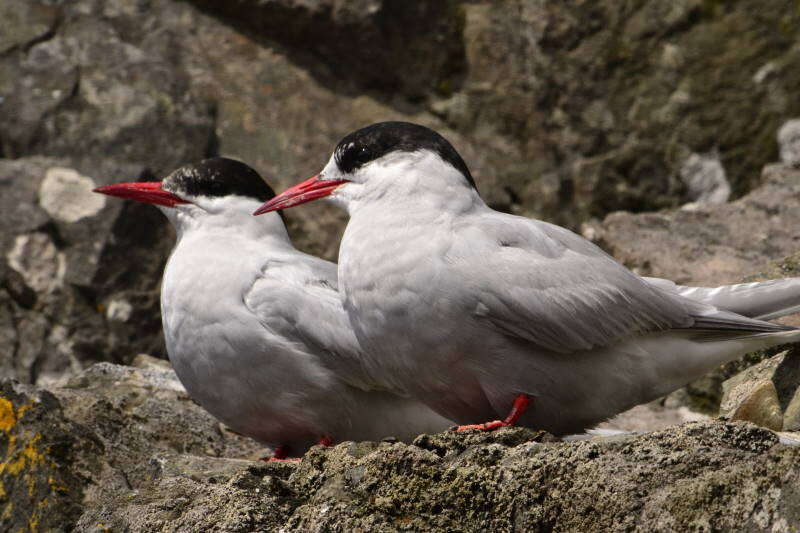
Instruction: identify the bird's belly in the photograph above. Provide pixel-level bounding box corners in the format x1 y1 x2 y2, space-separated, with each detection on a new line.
341 269 486 420
167 327 279 434
162 302 340 449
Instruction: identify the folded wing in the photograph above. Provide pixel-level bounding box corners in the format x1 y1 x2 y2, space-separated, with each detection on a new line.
468 215 794 353
244 253 377 391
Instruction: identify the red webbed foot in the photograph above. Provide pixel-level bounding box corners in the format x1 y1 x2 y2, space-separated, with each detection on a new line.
452 393 531 433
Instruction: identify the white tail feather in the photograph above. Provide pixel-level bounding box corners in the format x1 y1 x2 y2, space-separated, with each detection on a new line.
645 277 800 321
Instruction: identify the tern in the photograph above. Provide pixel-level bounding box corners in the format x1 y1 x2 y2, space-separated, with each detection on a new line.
255 122 800 435
94 157 452 457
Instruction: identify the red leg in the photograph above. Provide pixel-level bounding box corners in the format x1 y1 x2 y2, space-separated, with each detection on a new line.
453 394 531 433
263 444 301 462
262 436 334 463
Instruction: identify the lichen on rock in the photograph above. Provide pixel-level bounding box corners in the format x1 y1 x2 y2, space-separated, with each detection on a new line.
2 363 800 531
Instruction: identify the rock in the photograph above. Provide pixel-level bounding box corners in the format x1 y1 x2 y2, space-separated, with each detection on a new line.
442 0 800 224
4 369 800 531
0 363 264 532
598 400 710 432
0 0 57 54
679 152 731 205
585 164 800 288
38 167 107 224
721 347 800 432
778 119 800 166
0 157 174 384
2 0 799 260
187 0 466 99
0 1 215 173
1 1 799 526
0 0 798 472
746 251 800 282
723 380 784 431
1 0 799 374
0 381 97 531
131 352 174 372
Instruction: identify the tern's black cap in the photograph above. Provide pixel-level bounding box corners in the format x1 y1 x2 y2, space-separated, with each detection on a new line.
333 121 477 190
163 157 277 202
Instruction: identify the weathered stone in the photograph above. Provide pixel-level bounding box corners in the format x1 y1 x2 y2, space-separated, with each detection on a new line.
0 0 57 54
38 167 106 224
598 399 710 432
725 380 784 431
1 0 799 278
679 152 731 205
586 164 800 287
3 0 797 260
784 393 800 432
1 1 799 527
188 0 466 99
0 364 265 532
778 118 800 166
440 0 800 224
0 157 173 384
6 232 64 295
721 348 800 432
5 369 800 532
0 381 99 532
0 1 215 173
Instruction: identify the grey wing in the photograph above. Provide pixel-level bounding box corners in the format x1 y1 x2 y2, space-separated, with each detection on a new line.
244 253 376 391
467 215 793 353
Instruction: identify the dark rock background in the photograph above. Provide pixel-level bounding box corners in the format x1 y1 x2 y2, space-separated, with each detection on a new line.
2 0 800 529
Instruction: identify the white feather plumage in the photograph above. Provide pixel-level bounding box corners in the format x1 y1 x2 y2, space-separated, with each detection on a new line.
159 194 452 454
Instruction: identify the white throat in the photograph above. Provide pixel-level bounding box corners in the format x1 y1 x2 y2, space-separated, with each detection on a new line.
159 195 291 245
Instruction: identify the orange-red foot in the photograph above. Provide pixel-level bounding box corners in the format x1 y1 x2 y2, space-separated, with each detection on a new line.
453 393 531 433
262 435 334 462
263 445 300 462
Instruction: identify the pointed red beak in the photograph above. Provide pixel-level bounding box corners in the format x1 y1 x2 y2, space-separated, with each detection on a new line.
253 174 347 215
92 182 188 208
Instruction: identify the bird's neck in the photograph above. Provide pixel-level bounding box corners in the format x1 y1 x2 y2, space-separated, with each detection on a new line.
164 205 293 249
347 182 484 222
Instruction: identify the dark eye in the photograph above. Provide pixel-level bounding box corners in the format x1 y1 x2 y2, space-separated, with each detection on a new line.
336 142 378 173
353 146 372 163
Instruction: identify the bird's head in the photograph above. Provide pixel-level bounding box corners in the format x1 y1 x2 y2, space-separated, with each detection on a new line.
254 121 478 215
95 157 285 234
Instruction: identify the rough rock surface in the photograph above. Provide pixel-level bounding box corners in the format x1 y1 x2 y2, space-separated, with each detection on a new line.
721 347 800 432
0 361 262 532
585 164 800 288
3 363 800 532
184 0 800 226
778 118 800 166
0 157 174 384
